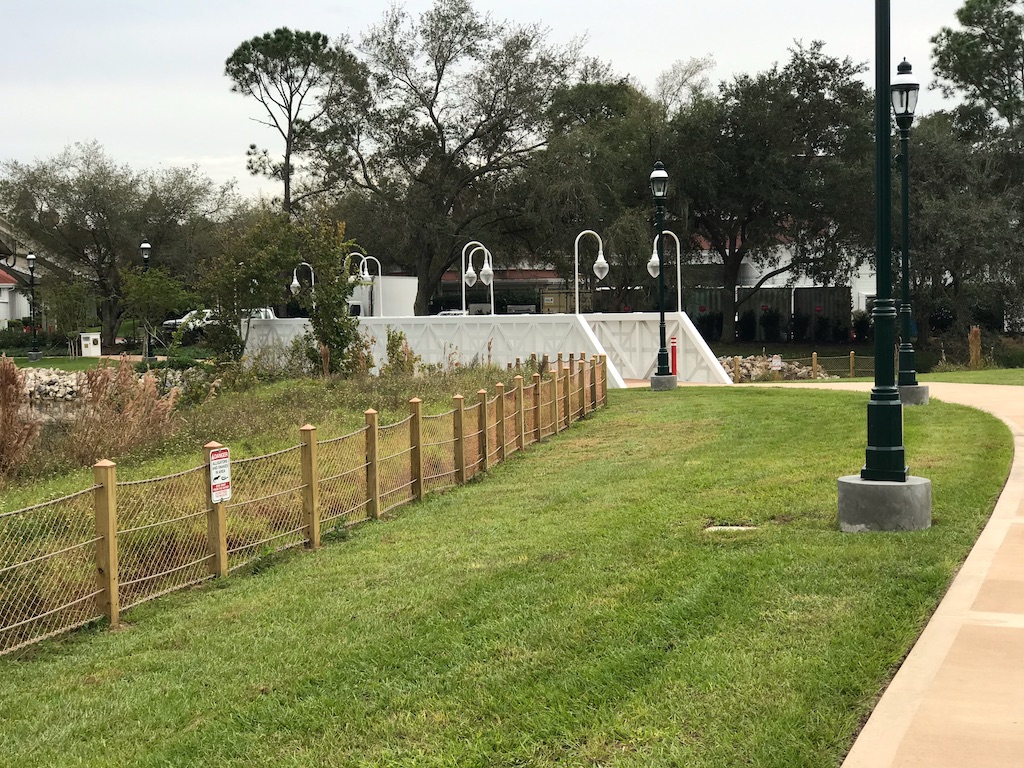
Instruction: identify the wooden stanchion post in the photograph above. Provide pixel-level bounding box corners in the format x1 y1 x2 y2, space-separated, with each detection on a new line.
812 352 819 380
453 395 467 483
365 409 380 519
410 399 424 501
299 426 321 549
734 356 741 384
92 459 120 626
495 384 506 462
532 373 542 442
203 442 229 576
849 351 855 378
478 389 490 472
514 377 525 451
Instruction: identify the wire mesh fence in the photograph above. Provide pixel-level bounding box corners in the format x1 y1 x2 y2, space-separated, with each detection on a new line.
318 427 369 532
225 446 305 572
1 355 609 656
117 467 211 610
422 410 457 492
0 489 100 656
379 417 414 515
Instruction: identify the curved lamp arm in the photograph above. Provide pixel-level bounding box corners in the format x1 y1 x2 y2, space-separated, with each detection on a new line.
573 229 606 315
359 255 385 317
460 240 486 313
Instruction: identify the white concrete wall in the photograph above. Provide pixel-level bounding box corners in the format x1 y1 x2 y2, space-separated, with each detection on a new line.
245 312 732 388
586 312 732 384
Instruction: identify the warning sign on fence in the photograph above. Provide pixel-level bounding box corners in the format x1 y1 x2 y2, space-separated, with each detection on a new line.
210 447 232 503
770 355 782 371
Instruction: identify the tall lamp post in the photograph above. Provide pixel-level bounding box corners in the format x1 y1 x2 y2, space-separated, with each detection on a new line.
359 255 385 317
573 230 610 314
140 240 156 364
649 161 676 390
837 0 930 532
27 252 41 362
892 60 928 405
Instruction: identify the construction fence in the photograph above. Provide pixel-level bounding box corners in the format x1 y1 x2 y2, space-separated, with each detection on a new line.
1 355 608 657
724 351 877 383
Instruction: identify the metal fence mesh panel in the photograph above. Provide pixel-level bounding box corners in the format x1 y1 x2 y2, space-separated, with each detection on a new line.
0 490 100 656
464 402 482 479
538 380 555 438
422 410 456 491
379 417 413 515
318 428 369 532
503 390 519 456
117 467 211 610
486 396 501 464
522 382 537 445
225 446 305 571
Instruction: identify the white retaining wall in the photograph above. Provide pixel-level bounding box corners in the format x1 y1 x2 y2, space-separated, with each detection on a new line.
244 312 731 388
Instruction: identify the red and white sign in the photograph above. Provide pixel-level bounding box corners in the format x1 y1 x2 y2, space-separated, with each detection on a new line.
210 447 232 503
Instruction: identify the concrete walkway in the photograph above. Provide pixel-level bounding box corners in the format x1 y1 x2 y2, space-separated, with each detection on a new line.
758 382 1024 767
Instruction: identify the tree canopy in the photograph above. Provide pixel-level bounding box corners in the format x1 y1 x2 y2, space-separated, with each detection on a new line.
668 42 874 340
307 0 579 314
0 141 234 345
226 27 363 214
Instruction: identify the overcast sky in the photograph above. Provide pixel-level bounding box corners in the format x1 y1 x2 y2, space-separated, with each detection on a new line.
1 0 966 200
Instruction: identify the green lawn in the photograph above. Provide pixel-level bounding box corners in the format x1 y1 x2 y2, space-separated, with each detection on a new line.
0 387 1012 767
14 356 105 372
920 368 1024 385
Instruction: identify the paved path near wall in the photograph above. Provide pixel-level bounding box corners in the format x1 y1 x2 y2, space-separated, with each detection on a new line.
626 379 1024 767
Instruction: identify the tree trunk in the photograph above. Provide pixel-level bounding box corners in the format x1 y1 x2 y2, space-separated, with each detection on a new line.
720 254 743 342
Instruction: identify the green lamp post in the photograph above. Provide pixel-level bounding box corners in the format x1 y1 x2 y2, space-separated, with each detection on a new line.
140 240 156 364
892 60 927 404
837 0 930 534
649 161 676 390
861 1 906 483
27 252 41 362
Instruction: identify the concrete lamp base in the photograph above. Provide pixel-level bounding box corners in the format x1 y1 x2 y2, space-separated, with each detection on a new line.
837 475 932 532
899 384 930 406
27 351 42 362
650 374 678 391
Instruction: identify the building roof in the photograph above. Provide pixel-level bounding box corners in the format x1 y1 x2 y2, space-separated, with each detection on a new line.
0 269 17 286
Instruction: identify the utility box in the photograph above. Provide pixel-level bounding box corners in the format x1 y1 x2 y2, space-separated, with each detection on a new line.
81 333 101 358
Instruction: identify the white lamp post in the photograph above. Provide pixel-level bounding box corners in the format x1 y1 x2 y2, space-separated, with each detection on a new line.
573 230 609 314
647 231 683 313
479 249 495 315
359 255 385 317
290 261 316 310
460 240 486 313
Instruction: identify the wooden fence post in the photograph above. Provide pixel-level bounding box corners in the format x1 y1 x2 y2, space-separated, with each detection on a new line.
734 356 741 384
453 395 467 483
495 384 506 462
600 354 608 407
410 398 424 501
514 377 525 452
812 352 819 380
541 354 549 376
562 364 571 428
92 459 120 626
365 409 380 519
299 426 321 549
478 389 490 472
202 442 228 577
590 357 598 411
552 372 561 435
580 359 590 417
532 373 542 441
849 351 855 378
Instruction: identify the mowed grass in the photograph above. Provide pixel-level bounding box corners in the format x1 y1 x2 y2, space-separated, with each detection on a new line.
921 368 1024 385
0 387 1012 768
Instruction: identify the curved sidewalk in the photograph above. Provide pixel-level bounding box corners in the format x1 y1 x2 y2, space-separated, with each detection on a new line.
768 382 1024 767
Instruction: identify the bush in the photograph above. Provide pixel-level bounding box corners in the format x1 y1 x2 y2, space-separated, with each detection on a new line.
994 337 1024 368
380 327 421 377
791 312 811 342
759 308 784 342
694 312 723 342
56 361 179 465
736 310 757 342
852 310 872 343
0 357 41 479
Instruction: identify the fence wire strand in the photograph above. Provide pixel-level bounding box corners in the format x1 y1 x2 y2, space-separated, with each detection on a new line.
318 428 369 531
422 410 457 491
379 416 414 515
1 488 101 656
225 445 305 570
117 466 211 610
